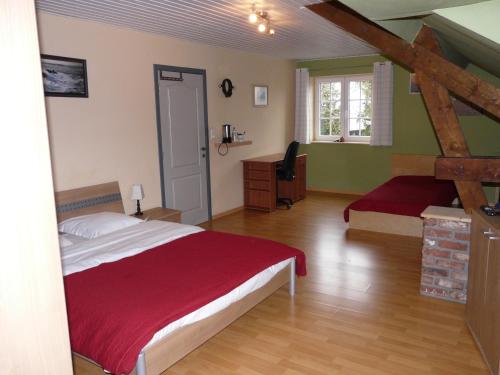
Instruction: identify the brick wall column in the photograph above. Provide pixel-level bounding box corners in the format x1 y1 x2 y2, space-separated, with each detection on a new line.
420 206 471 303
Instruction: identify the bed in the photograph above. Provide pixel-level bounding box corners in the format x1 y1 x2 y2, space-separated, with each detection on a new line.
55 182 306 375
345 154 458 237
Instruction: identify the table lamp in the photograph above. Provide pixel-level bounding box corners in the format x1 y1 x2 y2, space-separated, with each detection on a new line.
131 184 144 216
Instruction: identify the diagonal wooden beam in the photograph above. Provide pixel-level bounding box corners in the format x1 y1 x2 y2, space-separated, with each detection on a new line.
414 27 487 212
307 1 500 119
436 157 500 182
414 26 470 156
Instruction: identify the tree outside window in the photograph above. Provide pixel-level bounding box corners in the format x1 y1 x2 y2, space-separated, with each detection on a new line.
315 75 373 142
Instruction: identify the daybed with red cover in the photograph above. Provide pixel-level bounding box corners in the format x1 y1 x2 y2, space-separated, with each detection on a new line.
344 175 458 222
344 154 458 237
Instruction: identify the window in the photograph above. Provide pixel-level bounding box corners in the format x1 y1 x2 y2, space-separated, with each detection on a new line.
315 75 373 142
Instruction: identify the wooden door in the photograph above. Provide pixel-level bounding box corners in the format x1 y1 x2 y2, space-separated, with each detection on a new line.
467 211 500 375
277 155 307 203
466 212 489 337
483 227 500 375
278 175 297 202
295 155 307 200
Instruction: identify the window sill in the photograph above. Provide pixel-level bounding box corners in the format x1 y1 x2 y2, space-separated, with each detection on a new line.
311 140 370 145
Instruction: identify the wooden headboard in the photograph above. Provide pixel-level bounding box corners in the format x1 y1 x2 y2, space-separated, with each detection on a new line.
54 181 124 222
391 154 437 177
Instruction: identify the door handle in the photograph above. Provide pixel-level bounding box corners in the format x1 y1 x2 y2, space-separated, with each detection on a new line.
201 147 206 151
483 230 495 237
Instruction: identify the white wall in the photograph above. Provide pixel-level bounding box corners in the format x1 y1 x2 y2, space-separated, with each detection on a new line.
37 12 295 215
1 3 72 373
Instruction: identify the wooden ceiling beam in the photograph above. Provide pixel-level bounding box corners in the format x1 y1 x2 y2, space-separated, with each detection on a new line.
414 26 470 156
436 157 500 182
414 26 487 212
307 1 500 120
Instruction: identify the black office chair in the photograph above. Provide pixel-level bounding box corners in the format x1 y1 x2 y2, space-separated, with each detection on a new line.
276 141 300 209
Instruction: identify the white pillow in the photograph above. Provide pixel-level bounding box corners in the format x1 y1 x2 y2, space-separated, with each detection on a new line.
58 212 143 239
58 233 87 248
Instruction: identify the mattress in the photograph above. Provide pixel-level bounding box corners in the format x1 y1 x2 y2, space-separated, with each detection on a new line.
344 175 457 222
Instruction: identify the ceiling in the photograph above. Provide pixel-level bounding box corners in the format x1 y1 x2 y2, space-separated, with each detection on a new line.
34 0 378 60
337 0 490 20
339 0 500 77
34 0 500 76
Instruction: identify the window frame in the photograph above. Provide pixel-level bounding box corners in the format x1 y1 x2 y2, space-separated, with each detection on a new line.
314 74 373 143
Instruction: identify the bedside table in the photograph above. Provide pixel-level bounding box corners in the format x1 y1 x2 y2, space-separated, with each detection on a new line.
135 207 181 223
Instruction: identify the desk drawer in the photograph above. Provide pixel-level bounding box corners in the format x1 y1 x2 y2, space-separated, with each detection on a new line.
245 170 272 181
245 180 271 191
245 189 273 210
246 162 272 171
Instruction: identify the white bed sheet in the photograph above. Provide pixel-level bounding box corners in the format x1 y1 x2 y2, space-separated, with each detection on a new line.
61 220 203 276
61 220 292 357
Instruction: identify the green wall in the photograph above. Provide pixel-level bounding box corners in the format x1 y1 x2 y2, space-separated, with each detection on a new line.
297 56 500 201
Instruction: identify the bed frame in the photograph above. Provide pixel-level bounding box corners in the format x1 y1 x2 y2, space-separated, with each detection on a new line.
55 182 296 375
55 181 125 222
348 154 437 238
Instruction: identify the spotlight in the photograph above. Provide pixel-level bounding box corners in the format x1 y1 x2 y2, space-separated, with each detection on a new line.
248 12 257 23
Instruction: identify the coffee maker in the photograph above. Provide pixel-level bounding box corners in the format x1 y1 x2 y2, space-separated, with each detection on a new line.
222 124 232 143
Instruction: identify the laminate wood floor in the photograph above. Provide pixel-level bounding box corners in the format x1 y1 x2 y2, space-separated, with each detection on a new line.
167 193 488 375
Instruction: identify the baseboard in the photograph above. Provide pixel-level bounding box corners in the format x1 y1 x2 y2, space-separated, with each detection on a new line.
307 187 364 196
211 206 244 220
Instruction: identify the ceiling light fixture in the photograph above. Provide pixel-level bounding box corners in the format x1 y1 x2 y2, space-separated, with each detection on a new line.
258 21 267 33
248 13 258 23
248 5 275 36
248 12 258 24
249 3 258 23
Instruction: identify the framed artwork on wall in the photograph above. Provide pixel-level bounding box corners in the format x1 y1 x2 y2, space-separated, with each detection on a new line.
451 97 482 116
409 73 420 94
253 85 268 107
41 54 88 97
409 72 481 116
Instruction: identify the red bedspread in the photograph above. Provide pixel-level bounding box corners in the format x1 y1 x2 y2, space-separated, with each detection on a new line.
64 231 306 375
344 175 457 222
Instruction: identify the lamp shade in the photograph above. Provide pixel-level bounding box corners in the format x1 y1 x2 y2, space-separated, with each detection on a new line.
131 184 144 200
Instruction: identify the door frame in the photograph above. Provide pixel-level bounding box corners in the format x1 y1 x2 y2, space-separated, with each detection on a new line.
153 64 212 221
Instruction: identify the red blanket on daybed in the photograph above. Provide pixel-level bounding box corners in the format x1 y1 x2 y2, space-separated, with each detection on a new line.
64 231 306 375
344 175 457 222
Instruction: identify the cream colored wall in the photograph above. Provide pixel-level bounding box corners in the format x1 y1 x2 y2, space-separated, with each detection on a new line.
1 2 72 373
37 12 295 215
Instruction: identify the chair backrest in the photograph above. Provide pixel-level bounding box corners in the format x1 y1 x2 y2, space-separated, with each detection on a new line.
281 141 300 181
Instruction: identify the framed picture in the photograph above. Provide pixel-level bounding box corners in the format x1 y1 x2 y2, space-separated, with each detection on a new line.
253 85 268 107
409 73 420 94
408 71 481 115
452 97 482 116
41 54 88 97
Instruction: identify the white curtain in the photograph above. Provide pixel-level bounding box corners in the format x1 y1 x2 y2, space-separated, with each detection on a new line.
370 62 393 146
294 68 311 144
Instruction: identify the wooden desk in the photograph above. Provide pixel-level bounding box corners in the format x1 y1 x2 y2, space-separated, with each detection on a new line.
242 153 307 211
